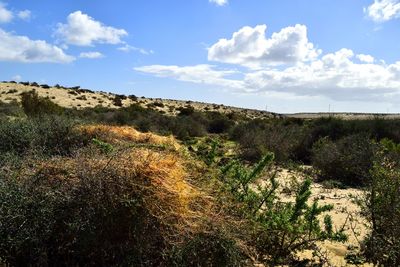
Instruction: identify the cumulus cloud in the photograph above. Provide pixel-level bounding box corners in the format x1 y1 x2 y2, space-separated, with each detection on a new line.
208 24 321 68
135 23 400 102
0 2 13 23
17 10 31 21
241 49 400 101
0 28 74 63
118 44 154 55
365 0 400 22
55 11 128 46
209 0 228 6
136 48 400 102
79 51 104 59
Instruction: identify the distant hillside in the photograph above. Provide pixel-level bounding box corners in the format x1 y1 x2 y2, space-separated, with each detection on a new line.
2 81 400 120
0 81 278 120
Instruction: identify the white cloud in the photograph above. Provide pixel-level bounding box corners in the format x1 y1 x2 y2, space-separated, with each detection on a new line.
12 74 21 81
136 49 400 102
209 0 228 6
0 28 75 63
55 11 128 46
365 0 400 22
79 51 104 59
208 24 321 68
357 54 375 63
135 64 243 89
135 23 400 103
118 44 154 55
17 10 31 21
0 2 13 23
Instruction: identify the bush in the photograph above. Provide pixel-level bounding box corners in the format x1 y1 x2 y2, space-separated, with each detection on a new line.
361 158 400 266
21 90 63 117
0 145 204 266
113 95 124 107
231 120 307 163
170 230 245 266
311 134 376 186
0 116 88 156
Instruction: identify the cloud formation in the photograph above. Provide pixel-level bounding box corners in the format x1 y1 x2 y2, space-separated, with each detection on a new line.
17 10 31 21
79 51 104 59
0 28 74 63
118 44 154 55
209 0 228 6
365 0 400 22
208 24 320 68
137 24 400 102
135 64 243 89
0 2 13 23
55 11 127 46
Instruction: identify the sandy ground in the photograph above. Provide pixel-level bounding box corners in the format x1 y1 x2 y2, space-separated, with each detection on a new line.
267 168 373 267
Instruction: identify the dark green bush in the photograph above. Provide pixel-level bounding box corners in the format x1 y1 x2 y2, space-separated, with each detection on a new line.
170 230 245 267
311 134 376 186
361 159 400 266
231 119 307 163
0 116 88 156
21 90 64 117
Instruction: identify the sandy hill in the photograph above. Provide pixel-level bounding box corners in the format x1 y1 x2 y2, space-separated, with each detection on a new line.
0 81 278 120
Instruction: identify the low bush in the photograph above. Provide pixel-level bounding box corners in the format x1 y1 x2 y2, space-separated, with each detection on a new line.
311 134 376 186
361 158 400 266
0 144 206 266
0 116 88 156
170 230 245 266
21 90 63 117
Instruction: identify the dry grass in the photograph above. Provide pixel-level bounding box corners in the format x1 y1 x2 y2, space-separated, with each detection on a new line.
79 124 181 150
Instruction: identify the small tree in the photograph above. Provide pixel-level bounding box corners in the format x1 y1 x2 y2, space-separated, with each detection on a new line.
21 91 63 117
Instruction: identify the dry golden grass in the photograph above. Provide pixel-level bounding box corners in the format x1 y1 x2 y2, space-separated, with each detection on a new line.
79 124 181 150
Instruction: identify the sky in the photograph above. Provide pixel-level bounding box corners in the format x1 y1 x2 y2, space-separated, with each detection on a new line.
1 0 400 113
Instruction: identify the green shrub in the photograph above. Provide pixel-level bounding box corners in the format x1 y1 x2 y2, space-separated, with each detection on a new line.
231 120 307 163
0 100 24 118
170 230 245 267
21 90 64 117
361 159 400 266
0 116 88 156
311 134 376 186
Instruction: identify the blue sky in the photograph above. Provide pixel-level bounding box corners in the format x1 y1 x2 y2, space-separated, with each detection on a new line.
1 0 400 113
